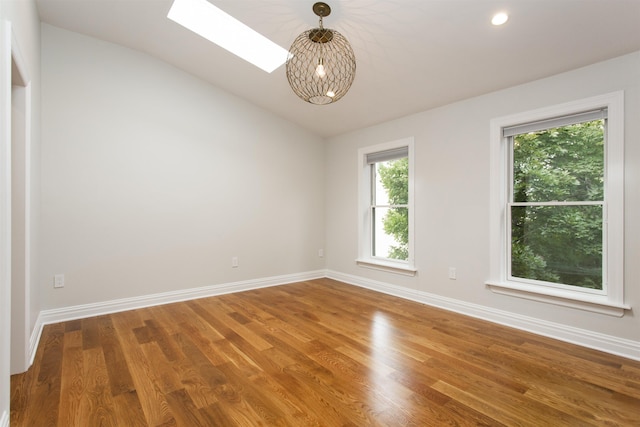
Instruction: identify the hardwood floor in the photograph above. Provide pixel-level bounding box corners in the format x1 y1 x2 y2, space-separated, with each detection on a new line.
10 278 640 426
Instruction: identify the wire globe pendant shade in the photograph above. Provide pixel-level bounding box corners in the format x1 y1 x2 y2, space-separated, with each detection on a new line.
286 2 356 105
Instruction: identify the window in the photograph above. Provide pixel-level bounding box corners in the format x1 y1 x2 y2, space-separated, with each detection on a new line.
488 92 628 316
357 138 416 275
508 111 606 289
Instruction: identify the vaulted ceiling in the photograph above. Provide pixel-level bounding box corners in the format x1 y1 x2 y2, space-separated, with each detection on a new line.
36 0 640 137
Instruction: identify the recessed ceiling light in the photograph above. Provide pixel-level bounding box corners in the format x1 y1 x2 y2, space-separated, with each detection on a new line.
491 12 509 26
167 0 289 73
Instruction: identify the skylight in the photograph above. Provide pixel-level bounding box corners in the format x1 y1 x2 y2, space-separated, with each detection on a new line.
167 0 289 73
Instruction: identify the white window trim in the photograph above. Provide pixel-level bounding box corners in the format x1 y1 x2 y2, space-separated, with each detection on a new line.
357 137 416 276
487 92 629 317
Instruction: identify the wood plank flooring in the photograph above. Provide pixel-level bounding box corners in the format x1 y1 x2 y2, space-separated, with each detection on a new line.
10 278 640 426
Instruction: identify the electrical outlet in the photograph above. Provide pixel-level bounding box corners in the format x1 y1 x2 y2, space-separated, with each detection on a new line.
318 249 324 258
232 257 239 268
448 267 457 280
54 274 65 288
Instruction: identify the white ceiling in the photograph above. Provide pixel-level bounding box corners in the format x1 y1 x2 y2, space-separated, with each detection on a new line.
36 0 640 138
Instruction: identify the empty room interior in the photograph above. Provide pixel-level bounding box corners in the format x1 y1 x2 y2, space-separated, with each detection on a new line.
2 0 640 426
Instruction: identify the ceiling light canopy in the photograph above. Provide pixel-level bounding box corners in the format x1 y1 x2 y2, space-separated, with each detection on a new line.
167 0 288 73
286 2 356 105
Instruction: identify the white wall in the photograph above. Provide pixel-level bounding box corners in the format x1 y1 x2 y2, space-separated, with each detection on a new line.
325 52 640 349
40 24 325 309
0 0 41 420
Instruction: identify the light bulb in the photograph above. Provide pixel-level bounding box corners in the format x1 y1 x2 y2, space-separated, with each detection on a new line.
327 90 335 98
491 12 508 26
315 61 326 78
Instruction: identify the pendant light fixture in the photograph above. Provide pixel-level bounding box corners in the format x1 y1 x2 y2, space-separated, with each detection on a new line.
286 2 356 105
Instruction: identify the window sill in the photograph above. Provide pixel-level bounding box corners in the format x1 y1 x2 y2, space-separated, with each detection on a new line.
486 280 630 317
356 258 417 276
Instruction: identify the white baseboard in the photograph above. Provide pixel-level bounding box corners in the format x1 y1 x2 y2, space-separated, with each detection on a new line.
28 311 44 368
28 270 325 367
326 270 640 362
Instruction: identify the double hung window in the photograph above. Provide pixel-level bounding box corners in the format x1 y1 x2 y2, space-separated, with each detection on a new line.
506 110 606 290
358 138 415 275
488 92 627 315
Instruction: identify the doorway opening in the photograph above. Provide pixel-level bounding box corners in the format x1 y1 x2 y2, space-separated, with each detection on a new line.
9 29 31 376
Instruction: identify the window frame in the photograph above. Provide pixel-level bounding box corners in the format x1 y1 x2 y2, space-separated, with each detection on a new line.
487 92 628 316
357 137 416 276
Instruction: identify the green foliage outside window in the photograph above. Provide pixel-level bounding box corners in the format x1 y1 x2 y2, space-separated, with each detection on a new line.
378 157 409 260
511 120 604 289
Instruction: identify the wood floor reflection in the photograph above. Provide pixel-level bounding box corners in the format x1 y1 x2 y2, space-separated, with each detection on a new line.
10 278 640 426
